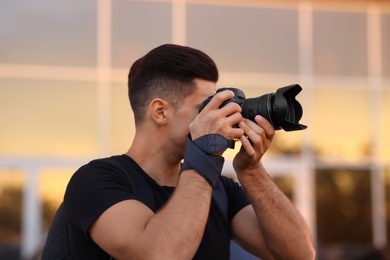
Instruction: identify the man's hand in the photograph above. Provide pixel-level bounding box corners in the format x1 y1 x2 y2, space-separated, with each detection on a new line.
233 115 275 173
231 116 316 259
189 90 244 142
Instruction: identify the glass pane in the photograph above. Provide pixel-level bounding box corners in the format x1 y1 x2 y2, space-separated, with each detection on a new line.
273 175 294 201
110 82 135 154
385 168 390 242
382 88 390 163
383 14 390 77
0 79 98 156
311 85 370 162
316 169 372 245
39 168 74 231
39 168 74 207
0 169 25 248
111 1 172 68
187 5 298 74
313 11 367 76
0 0 97 66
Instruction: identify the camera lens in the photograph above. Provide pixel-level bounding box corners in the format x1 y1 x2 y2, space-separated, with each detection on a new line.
241 84 307 131
200 85 307 132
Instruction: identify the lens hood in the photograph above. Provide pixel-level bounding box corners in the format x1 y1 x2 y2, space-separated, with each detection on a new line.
273 84 307 131
200 84 307 132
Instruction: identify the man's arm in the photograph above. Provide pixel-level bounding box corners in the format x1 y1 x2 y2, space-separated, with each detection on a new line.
231 165 315 260
90 89 245 259
231 116 316 260
90 170 212 260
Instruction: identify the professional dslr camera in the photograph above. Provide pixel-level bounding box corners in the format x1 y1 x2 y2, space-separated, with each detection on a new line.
201 84 307 131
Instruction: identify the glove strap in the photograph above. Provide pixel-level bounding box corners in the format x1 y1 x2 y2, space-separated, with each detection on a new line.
192 134 235 153
181 134 225 187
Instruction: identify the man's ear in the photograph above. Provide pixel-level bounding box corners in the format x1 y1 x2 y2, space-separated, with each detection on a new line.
149 98 169 125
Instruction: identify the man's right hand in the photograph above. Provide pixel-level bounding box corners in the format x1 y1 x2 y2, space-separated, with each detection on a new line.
189 89 244 142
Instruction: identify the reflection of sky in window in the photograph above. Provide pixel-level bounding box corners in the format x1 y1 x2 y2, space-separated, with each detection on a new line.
383 14 390 77
0 0 97 66
187 4 299 74
0 78 98 156
313 11 367 76
383 90 390 160
111 1 172 68
312 87 371 161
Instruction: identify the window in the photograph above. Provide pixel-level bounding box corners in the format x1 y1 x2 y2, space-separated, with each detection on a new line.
187 4 299 73
313 11 367 76
316 168 372 245
111 1 172 68
0 170 25 246
311 86 371 162
383 14 390 77
0 79 98 156
0 0 97 66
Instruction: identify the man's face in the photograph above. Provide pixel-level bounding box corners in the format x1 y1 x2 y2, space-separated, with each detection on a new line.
167 79 216 157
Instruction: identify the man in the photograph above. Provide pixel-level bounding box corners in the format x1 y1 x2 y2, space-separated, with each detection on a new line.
43 44 315 259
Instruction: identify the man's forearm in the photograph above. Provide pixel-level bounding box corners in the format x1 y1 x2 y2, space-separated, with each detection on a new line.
90 169 213 260
143 170 212 259
237 164 316 260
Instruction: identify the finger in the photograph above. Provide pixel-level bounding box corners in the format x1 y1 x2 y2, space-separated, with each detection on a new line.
215 112 244 140
203 90 234 110
239 134 255 155
226 111 244 128
219 101 242 117
254 115 275 141
239 119 262 145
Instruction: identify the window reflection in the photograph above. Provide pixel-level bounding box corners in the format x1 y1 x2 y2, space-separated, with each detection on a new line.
316 169 372 245
383 14 390 77
311 86 370 162
0 170 25 248
382 89 390 162
39 169 74 231
110 83 134 154
0 0 97 66
383 168 390 242
187 4 298 73
313 11 367 76
111 1 172 68
273 175 294 201
0 79 98 156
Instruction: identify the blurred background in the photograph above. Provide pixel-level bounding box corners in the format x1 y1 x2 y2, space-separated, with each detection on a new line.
0 0 389 259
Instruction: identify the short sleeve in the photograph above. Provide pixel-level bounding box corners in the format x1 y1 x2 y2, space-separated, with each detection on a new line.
219 176 251 222
63 159 135 235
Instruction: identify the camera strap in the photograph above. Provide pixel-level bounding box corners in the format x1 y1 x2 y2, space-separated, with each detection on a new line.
181 134 225 187
192 134 235 154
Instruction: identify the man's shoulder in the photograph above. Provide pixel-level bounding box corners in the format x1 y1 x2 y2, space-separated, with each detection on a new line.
87 154 134 167
75 155 138 175
66 155 142 192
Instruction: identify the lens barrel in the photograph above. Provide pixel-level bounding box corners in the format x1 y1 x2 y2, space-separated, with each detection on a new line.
200 84 307 131
241 84 307 131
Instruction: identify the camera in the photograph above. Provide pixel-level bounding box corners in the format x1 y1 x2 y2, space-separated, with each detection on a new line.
200 84 307 131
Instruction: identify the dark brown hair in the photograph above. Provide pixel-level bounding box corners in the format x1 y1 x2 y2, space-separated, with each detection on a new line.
128 44 219 124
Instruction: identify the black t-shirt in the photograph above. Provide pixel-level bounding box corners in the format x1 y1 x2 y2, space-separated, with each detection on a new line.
62 155 250 259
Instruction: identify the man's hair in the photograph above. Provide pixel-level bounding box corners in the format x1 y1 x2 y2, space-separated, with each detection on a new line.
128 44 219 124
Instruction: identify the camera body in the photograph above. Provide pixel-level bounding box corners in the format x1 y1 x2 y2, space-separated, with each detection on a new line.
201 84 307 131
